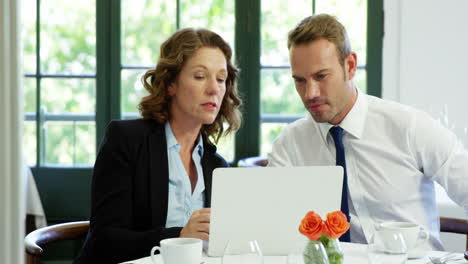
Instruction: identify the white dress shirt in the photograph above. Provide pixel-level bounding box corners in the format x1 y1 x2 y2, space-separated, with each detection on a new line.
268 89 468 250
165 122 205 228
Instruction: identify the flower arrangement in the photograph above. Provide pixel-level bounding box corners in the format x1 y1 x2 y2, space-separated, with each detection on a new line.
298 211 350 264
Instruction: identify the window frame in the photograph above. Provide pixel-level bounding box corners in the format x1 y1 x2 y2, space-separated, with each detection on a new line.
27 0 383 224
236 0 384 160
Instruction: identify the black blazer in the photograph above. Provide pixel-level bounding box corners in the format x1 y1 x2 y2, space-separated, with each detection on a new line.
74 119 228 264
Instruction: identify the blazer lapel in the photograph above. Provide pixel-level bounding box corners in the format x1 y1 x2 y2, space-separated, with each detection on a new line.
149 122 169 227
201 137 216 207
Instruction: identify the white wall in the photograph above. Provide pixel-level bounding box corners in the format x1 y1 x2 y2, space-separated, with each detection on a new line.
383 0 468 146
382 0 468 253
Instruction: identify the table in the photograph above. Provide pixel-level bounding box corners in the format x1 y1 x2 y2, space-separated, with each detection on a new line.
26 164 46 229
121 243 466 264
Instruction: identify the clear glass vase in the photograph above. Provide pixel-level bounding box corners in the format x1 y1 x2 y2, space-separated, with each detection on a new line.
302 240 329 264
319 236 344 264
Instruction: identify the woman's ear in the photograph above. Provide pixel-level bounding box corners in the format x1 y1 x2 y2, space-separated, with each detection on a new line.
168 82 176 96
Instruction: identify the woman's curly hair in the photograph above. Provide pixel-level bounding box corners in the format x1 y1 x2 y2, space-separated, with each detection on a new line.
139 28 242 144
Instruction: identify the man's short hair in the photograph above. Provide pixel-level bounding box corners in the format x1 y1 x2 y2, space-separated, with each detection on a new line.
288 14 352 66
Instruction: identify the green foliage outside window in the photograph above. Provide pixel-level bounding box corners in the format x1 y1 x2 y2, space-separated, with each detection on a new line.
23 0 368 165
22 0 97 166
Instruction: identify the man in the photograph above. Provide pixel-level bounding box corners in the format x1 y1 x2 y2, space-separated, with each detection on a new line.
268 14 468 250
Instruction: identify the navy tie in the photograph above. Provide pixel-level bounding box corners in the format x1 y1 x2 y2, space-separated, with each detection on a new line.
329 126 351 242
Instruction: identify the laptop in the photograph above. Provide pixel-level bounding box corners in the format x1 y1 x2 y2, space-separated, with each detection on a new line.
207 166 343 256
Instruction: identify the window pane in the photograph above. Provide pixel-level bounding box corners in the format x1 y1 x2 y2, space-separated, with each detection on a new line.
75 122 96 165
261 69 306 115
315 0 367 64
180 0 235 47
41 0 96 74
41 78 95 114
216 130 235 162
41 78 95 166
22 0 36 74
355 68 367 93
23 121 37 166
122 0 177 66
261 0 312 66
24 77 37 165
24 77 36 113
44 121 95 166
261 123 287 157
121 69 148 118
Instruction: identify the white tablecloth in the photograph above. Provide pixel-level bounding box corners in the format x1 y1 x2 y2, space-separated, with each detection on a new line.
26 164 47 228
121 243 466 264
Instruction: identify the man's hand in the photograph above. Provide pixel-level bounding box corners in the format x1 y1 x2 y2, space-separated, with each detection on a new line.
180 208 210 241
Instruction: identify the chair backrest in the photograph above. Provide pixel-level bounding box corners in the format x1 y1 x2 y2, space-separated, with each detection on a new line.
237 156 268 167
439 216 468 251
24 221 89 264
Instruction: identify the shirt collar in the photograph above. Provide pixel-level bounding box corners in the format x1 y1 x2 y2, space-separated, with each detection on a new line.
195 134 204 157
165 122 179 150
165 122 204 155
339 87 367 139
316 87 368 139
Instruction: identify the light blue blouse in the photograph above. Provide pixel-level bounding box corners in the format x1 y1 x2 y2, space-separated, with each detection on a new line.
164 122 205 228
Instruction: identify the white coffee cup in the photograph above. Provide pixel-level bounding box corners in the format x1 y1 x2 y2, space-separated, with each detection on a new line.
150 238 202 264
379 221 429 251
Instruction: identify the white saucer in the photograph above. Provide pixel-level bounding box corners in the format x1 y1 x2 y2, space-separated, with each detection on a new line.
407 248 426 259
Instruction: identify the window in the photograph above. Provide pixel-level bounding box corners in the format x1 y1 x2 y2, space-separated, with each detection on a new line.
259 0 369 156
120 0 235 160
22 0 382 224
23 0 97 167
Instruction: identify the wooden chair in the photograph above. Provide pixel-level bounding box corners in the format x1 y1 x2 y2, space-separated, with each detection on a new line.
24 221 89 264
237 156 268 167
440 216 468 251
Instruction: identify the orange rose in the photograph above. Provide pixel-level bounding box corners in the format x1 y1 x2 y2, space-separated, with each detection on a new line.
323 211 350 239
298 211 324 241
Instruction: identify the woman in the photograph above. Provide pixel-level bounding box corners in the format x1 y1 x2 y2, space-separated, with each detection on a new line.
74 28 241 264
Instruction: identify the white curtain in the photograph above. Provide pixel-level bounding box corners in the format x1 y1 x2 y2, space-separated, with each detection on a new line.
0 0 26 263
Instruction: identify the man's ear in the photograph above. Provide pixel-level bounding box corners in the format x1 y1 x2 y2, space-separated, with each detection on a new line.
344 52 357 81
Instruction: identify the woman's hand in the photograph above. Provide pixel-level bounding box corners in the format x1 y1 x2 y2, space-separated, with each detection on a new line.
180 208 211 240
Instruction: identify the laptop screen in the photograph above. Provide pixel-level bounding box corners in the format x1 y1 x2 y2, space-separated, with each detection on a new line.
208 166 343 256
